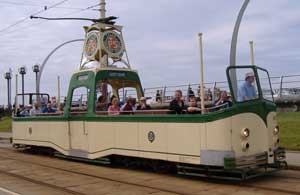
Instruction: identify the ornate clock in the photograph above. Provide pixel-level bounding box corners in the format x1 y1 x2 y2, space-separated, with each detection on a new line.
102 31 124 59
84 31 99 59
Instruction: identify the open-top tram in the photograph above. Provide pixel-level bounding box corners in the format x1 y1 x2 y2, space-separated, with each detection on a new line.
12 2 286 180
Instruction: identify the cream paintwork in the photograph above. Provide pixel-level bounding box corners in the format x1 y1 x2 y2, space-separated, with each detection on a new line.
13 121 69 154
12 112 277 166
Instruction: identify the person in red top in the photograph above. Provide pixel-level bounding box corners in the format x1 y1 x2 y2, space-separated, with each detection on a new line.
108 97 120 115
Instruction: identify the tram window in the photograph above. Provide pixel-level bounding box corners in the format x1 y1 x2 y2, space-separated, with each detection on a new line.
71 87 89 111
95 80 113 111
118 87 138 103
229 68 259 102
257 69 274 102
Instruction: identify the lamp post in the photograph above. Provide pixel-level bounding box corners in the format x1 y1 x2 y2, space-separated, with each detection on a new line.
18 66 27 106
32 64 40 95
4 70 12 111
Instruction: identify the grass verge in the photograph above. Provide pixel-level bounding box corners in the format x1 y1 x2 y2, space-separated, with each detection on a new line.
278 112 300 150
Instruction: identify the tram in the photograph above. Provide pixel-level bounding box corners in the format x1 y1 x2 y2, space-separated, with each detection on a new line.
12 4 286 180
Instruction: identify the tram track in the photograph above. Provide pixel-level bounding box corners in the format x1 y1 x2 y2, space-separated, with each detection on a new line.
0 169 87 195
0 148 189 195
0 147 300 195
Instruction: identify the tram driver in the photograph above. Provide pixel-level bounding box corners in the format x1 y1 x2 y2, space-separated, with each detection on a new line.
238 72 256 102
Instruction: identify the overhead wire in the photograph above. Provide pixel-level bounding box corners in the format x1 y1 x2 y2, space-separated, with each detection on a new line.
0 1 99 11
0 0 69 34
0 2 100 38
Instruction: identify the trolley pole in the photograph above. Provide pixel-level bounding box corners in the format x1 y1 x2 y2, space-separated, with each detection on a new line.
198 33 206 114
100 0 106 18
249 41 255 65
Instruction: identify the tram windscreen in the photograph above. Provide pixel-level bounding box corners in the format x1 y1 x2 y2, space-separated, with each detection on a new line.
257 68 274 102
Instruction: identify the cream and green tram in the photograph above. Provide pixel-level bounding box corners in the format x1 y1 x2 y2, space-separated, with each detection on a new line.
12 65 286 179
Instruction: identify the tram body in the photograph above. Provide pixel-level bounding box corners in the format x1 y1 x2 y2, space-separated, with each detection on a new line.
11 9 286 178
12 65 286 177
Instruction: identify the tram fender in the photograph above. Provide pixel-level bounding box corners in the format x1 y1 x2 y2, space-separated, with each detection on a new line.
200 150 235 166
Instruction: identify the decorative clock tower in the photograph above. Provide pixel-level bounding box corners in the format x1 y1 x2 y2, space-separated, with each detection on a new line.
80 0 131 70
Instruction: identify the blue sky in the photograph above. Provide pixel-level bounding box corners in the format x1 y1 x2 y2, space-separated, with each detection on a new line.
0 0 299 105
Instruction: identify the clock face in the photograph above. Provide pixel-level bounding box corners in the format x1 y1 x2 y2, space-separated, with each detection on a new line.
84 32 99 58
102 31 124 57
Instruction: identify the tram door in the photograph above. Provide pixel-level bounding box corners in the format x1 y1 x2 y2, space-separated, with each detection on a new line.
68 87 90 158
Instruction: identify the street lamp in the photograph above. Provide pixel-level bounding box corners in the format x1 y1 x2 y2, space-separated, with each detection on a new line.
4 70 12 111
18 66 27 106
32 64 40 94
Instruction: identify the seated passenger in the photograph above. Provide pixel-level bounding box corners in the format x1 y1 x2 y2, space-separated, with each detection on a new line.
58 103 65 112
238 72 256 101
215 91 232 110
30 102 42 116
51 96 57 108
121 96 135 114
137 97 151 110
108 97 120 116
20 104 32 117
16 105 24 117
107 95 116 108
169 90 185 114
187 97 201 114
42 103 56 113
96 95 107 111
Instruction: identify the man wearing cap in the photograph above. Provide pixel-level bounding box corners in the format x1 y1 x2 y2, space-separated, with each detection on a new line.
137 97 151 110
20 104 32 117
238 72 256 101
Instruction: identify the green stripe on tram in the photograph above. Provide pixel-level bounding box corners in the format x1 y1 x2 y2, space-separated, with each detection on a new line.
13 99 276 125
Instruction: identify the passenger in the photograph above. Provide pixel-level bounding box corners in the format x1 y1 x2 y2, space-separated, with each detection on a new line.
42 103 56 113
51 96 57 108
238 72 256 102
58 103 65 112
20 104 32 117
169 90 185 114
188 87 195 98
215 91 232 110
107 95 116 108
187 96 201 114
207 89 212 101
137 97 151 110
96 95 107 111
121 96 135 114
30 102 42 116
156 90 162 103
108 97 120 116
16 105 24 117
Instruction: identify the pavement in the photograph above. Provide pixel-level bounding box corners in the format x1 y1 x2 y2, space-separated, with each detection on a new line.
1 132 300 168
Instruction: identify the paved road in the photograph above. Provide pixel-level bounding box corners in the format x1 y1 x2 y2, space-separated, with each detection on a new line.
0 187 21 195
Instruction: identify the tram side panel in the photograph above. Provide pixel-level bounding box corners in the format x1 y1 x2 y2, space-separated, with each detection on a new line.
12 120 70 155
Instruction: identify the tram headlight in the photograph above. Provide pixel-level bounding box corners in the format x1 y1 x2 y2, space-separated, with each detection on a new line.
241 128 250 138
274 126 279 135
